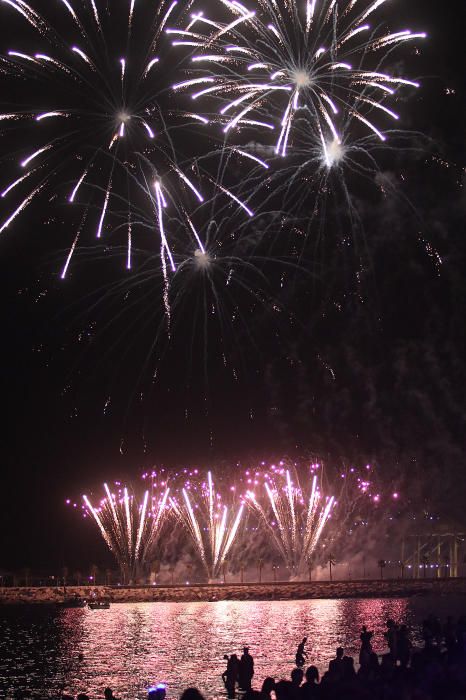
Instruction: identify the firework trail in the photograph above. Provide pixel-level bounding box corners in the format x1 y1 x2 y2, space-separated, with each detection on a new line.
63 212 303 393
228 107 419 229
83 482 170 582
170 470 244 580
0 0 209 278
245 466 335 575
174 0 425 156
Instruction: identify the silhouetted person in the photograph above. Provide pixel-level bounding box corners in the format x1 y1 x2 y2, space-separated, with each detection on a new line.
223 654 239 698
430 614 442 645
179 688 205 700
239 646 254 691
295 637 308 668
385 619 398 662
299 666 320 699
104 689 120 700
242 691 262 700
359 626 373 668
260 677 275 700
291 667 304 689
358 651 380 683
222 654 229 686
341 655 356 680
397 625 412 668
444 616 457 653
328 647 344 678
275 680 294 700
457 615 466 652
147 686 166 700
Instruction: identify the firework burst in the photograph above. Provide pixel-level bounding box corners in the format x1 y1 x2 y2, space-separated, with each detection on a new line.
245 466 335 575
83 482 170 582
175 0 425 154
0 0 210 278
170 470 244 580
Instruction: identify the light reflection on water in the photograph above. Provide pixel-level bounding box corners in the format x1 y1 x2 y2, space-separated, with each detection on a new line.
0 597 463 699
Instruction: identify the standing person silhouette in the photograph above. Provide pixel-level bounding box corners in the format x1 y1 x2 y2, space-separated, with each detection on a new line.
359 626 373 668
295 638 308 668
239 647 254 691
222 654 239 698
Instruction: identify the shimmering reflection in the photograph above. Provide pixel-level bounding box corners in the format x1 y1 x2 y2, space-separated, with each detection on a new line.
0 597 463 699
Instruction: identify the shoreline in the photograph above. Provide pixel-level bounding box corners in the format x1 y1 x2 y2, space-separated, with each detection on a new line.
2 578 466 604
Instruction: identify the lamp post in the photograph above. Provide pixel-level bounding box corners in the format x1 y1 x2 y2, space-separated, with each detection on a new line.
378 559 386 580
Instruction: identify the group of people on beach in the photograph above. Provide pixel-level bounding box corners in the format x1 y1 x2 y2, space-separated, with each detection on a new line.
15 613 466 700
216 615 466 700
222 647 255 697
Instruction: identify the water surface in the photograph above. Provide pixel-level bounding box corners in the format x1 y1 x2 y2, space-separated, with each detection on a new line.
1 596 465 699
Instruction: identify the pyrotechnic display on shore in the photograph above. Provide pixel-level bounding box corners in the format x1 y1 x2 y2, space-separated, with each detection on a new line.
73 461 397 582
170 471 244 581
83 483 170 582
245 469 335 575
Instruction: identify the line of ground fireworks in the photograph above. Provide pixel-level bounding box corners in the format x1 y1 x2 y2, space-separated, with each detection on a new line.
73 461 395 582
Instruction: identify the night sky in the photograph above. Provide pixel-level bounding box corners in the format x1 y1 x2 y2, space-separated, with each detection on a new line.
0 0 464 571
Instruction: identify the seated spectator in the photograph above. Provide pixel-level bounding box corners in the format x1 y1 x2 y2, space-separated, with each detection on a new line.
275 679 295 700
300 666 320 699
328 647 345 679
179 689 205 700
148 685 166 700
291 667 304 689
260 677 276 700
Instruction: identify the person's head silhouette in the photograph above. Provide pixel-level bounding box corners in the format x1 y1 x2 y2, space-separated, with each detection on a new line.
147 684 166 700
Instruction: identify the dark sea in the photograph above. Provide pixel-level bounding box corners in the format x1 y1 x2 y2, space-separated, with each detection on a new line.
1 596 465 699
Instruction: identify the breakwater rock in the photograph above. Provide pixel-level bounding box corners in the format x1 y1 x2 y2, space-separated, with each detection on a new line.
1 578 466 604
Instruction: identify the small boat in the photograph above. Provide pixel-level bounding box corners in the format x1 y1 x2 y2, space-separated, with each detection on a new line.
59 596 87 608
88 599 110 610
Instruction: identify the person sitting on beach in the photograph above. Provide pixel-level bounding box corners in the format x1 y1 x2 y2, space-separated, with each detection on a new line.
275 680 295 700
328 647 345 678
291 667 304 690
341 655 356 680
179 688 205 700
147 685 166 700
299 666 320 699
260 677 275 700
104 688 120 700
242 691 263 700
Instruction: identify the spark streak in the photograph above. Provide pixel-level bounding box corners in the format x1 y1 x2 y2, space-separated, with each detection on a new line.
83 483 170 582
20 145 51 168
170 471 244 580
246 469 335 575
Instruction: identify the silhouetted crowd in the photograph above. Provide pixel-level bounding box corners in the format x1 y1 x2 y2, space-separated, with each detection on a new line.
47 614 466 700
